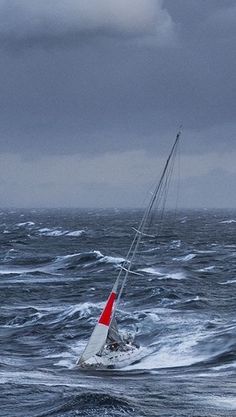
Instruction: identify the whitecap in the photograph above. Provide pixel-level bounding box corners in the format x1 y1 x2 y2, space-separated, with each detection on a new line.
182 295 201 303
220 279 236 285
206 395 236 410
66 230 85 237
124 330 207 371
55 250 103 265
173 253 196 262
140 267 164 276
99 255 126 264
38 228 68 236
165 272 185 280
195 250 216 254
140 268 185 280
16 221 35 227
220 219 236 224
170 240 181 248
197 265 215 272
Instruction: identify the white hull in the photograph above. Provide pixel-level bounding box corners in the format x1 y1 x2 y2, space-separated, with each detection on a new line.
78 344 142 369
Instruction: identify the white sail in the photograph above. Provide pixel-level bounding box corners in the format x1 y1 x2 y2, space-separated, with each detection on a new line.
78 277 119 364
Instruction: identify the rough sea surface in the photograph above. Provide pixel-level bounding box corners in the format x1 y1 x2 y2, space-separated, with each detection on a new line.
1 208 236 417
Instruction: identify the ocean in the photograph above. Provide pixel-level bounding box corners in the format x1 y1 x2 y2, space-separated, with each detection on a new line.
1 208 236 417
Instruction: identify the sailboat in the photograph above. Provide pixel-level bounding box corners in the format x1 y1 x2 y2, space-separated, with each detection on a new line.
77 130 181 369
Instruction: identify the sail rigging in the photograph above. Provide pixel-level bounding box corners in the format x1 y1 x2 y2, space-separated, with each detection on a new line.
78 129 181 366
114 129 181 312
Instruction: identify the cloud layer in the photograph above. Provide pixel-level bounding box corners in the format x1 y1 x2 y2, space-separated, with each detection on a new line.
0 0 175 45
0 1 235 207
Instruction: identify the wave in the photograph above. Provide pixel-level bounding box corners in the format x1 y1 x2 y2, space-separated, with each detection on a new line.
140 267 164 276
220 279 236 285
16 221 35 227
195 250 217 254
177 295 205 305
162 271 185 280
197 265 215 272
0 249 125 278
66 230 85 237
124 329 208 371
140 267 185 280
206 395 236 410
0 266 56 276
36 392 136 416
56 250 125 267
38 228 85 237
2 302 103 329
99 255 126 265
54 250 103 268
220 219 236 224
38 228 68 236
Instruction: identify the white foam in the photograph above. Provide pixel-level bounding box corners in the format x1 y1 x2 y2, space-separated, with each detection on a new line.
195 250 216 254
207 395 236 410
220 219 236 224
57 250 103 260
125 331 207 371
55 359 75 369
99 255 125 264
170 240 181 248
182 295 201 303
38 228 86 237
0 370 88 388
165 272 185 280
16 221 35 227
140 268 185 280
220 279 236 285
173 253 196 262
212 362 236 371
197 265 215 272
66 230 85 237
140 267 164 276
38 228 68 236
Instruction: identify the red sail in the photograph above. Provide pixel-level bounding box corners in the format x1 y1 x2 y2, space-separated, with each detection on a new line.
98 291 116 326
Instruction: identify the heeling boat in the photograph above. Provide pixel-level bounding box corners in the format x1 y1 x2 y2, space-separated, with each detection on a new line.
77 130 181 369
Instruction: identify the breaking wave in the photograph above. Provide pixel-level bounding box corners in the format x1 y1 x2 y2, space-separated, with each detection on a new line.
38 228 86 237
140 267 185 280
220 219 236 224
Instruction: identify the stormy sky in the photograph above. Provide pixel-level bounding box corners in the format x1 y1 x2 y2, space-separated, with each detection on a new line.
0 0 235 208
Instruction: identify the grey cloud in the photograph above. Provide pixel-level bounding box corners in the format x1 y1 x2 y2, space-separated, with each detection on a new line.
0 0 175 48
0 0 235 160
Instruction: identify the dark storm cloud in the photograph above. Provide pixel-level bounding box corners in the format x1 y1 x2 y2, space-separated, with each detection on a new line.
0 0 235 157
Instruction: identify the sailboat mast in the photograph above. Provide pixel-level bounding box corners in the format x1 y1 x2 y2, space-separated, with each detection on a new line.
115 129 181 310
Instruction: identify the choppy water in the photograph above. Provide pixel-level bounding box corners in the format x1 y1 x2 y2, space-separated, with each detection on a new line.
1 208 236 417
